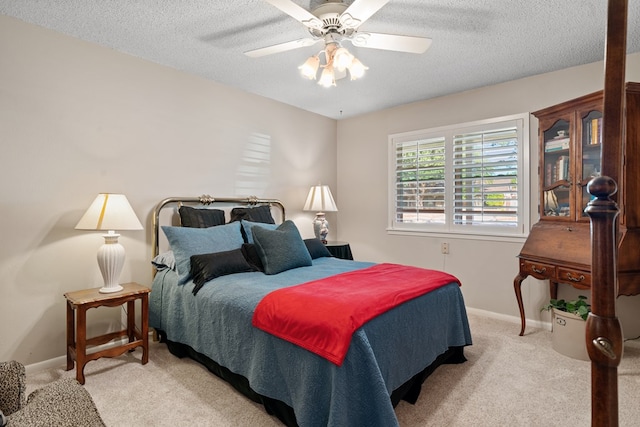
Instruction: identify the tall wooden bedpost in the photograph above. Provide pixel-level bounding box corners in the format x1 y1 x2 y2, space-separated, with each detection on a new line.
585 0 627 425
585 177 622 426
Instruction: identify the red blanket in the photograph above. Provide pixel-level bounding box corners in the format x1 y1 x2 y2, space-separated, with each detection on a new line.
252 263 461 366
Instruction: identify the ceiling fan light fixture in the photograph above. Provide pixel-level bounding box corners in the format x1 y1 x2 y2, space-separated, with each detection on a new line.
301 42 365 86
347 57 368 80
299 55 320 79
250 0 431 87
318 64 336 88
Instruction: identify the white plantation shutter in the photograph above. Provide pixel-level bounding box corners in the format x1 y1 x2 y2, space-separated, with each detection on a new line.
389 114 529 238
394 136 446 225
452 126 519 228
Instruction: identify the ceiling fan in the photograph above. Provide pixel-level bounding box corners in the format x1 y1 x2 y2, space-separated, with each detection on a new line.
245 0 432 87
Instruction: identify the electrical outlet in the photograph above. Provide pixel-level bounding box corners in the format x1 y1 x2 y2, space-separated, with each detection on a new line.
441 242 449 254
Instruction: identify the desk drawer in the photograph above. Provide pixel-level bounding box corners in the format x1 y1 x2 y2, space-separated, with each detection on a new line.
521 261 556 280
557 268 591 287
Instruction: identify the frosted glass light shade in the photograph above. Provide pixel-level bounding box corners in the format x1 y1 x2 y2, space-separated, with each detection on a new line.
347 58 368 80
317 65 336 88
333 47 354 71
75 194 143 293
299 55 320 79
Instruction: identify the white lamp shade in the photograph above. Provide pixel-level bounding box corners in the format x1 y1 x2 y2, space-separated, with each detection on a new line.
303 185 338 213
75 193 143 231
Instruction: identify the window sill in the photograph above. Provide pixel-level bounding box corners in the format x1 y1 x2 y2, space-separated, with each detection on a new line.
386 228 528 244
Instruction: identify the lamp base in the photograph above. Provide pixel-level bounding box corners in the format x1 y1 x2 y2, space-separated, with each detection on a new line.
97 232 125 294
99 284 124 294
313 212 329 244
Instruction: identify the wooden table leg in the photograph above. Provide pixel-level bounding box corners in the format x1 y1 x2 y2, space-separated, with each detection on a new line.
141 294 149 364
76 306 87 385
66 301 74 371
127 300 135 343
513 273 528 336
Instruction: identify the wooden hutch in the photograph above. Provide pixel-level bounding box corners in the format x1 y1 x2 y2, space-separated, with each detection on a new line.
514 82 640 335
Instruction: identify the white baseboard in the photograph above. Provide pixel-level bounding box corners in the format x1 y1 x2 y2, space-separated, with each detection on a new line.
466 306 552 331
25 337 131 374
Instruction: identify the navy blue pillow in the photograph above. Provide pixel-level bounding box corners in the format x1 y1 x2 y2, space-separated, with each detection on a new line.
304 238 332 259
252 221 312 275
179 206 226 228
241 243 264 272
190 249 255 295
230 205 275 224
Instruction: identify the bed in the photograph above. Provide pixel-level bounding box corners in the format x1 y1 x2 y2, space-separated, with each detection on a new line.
149 196 472 427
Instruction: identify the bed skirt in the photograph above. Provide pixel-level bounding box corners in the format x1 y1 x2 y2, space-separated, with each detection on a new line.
156 329 466 426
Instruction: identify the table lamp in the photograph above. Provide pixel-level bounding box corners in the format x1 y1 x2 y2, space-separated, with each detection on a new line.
75 193 143 293
303 184 338 243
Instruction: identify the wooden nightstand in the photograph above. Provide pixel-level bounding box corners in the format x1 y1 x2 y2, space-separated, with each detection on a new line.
325 241 353 260
64 282 150 384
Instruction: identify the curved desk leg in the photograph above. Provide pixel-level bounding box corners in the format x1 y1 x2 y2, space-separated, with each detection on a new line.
514 273 528 336
549 280 558 301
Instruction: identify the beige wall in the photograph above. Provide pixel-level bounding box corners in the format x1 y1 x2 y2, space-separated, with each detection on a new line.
337 53 640 335
3 12 639 366
0 15 337 365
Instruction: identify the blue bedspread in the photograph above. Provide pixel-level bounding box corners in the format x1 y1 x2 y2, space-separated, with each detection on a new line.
150 257 472 427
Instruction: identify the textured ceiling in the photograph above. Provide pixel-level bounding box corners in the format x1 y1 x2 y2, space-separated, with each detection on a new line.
2 0 639 119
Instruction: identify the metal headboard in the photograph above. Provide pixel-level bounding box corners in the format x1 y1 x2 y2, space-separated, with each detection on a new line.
152 195 285 259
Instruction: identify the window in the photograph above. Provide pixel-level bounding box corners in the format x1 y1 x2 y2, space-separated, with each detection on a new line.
388 113 530 238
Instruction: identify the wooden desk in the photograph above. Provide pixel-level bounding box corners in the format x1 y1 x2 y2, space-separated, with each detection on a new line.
64 282 150 384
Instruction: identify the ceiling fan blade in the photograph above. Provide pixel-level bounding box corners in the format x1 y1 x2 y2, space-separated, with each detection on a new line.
263 0 322 29
340 0 390 28
350 32 432 54
245 38 320 58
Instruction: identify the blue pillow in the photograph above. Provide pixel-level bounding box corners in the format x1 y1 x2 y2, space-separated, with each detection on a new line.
241 220 279 244
162 222 244 284
151 250 176 271
304 238 332 259
252 220 312 275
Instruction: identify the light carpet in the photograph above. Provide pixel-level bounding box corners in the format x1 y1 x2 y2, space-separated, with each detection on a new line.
26 313 640 426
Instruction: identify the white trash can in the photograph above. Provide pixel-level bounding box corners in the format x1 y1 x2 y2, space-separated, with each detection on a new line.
551 308 589 361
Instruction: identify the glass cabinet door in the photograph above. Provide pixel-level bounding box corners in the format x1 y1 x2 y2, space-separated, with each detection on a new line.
578 110 602 218
542 119 571 218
